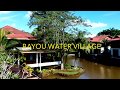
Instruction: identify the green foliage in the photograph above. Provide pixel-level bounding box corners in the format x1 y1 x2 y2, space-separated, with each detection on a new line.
74 30 90 44
9 72 20 79
0 52 17 64
23 63 34 74
0 29 7 42
0 52 20 79
0 28 19 51
36 68 41 73
57 71 79 76
0 51 27 79
97 28 120 36
28 11 91 70
64 64 72 69
28 11 88 44
19 55 26 62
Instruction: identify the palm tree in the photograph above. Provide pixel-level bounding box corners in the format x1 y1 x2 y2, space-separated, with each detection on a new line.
0 29 19 52
102 39 109 52
75 31 90 56
71 31 90 67
101 39 111 64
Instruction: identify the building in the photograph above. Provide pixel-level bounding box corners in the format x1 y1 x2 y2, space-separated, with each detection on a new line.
89 35 111 54
90 35 120 59
1 25 61 70
108 36 120 59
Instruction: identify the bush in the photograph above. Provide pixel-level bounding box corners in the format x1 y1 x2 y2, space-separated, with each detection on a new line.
23 63 34 76
64 64 72 69
0 52 19 79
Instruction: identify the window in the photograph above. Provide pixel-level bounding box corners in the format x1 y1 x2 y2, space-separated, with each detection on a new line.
30 55 33 61
113 49 119 57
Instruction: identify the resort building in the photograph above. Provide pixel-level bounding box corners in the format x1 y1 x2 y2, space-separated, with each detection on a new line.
89 35 120 59
89 35 111 54
1 25 61 70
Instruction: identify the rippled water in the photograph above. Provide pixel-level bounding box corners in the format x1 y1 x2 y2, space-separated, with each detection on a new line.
66 55 120 79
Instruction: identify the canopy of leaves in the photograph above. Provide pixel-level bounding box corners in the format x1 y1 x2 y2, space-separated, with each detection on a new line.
97 28 120 36
74 29 90 44
28 11 90 44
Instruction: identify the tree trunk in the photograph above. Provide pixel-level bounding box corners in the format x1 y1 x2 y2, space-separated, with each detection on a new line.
64 53 68 65
61 28 65 70
43 27 46 44
74 53 77 67
61 56 64 70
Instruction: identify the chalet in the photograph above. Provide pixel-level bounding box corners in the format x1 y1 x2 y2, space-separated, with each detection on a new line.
1 25 61 70
89 35 120 59
108 35 120 59
89 35 111 54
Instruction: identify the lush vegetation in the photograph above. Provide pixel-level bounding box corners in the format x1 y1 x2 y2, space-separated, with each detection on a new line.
28 11 91 70
40 65 84 79
0 28 28 79
0 51 32 79
0 29 19 53
0 51 20 79
97 28 120 36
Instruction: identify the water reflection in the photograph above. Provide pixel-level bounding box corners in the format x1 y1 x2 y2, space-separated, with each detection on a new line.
66 55 120 79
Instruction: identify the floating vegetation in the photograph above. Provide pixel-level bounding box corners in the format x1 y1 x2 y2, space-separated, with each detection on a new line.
40 67 84 79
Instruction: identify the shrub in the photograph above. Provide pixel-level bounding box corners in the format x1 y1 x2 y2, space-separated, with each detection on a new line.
23 63 34 76
64 64 72 69
0 52 19 79
0 51 27 79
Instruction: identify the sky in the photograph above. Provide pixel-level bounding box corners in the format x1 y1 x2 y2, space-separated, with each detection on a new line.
0 11 120 38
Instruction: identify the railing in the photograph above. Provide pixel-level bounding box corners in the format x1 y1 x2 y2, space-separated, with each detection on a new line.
27 61 61 68
13 47 32 51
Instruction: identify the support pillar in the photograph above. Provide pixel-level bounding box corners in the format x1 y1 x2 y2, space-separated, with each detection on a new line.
36 53 38 67
17 54 20 68
39 53 41 71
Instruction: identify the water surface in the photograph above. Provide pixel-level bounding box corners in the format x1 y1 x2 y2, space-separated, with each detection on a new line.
66 55 120 79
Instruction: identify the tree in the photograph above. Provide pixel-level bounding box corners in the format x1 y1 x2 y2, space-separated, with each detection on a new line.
28 11 88 43
102 39 111 54
97 28 120 36
28 11 90 70
73 29 91 63
31 26 55 43
0 29 19 52
101 39 111 64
